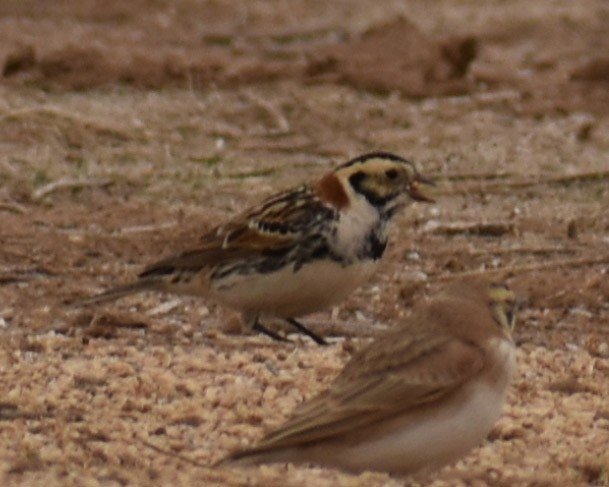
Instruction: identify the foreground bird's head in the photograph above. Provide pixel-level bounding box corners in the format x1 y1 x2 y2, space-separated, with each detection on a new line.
220 276 519 475
315 152 435 215
442 278 517 338
487 281 517 335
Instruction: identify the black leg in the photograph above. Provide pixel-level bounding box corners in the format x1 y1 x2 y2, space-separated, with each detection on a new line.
285 318 328 346
252 320 289 342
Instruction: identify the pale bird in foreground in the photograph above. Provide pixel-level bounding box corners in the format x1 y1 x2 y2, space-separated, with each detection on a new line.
78 152 434 345
223 278 517 475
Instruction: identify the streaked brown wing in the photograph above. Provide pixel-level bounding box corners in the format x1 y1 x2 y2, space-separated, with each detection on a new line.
140 182 337 279
242 331 484 452
139 184 335 278
139 229 294 278
206 184 335 245
81 186 329 303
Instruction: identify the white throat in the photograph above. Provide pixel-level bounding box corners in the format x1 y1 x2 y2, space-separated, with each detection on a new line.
333 195 384 259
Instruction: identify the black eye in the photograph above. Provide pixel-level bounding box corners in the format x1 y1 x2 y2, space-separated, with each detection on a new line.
385 169 398 180
505 308 514 326
349 171 367 188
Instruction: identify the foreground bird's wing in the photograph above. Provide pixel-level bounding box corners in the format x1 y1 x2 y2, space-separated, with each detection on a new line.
230 319 485 455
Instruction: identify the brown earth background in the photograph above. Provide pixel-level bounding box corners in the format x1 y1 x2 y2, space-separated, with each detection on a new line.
1 1 609 486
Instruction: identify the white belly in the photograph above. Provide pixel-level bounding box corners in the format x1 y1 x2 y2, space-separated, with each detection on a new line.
209 258 378 319
331 340 516 475
332 380 509 475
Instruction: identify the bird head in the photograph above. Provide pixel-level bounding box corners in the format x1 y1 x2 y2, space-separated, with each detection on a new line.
487 282 517 335
318 152 435 216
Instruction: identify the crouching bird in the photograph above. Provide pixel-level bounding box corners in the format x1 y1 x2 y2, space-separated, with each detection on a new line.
221 278 517 475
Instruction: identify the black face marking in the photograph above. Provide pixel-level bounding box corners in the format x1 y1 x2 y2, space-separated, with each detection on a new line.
348 171 366 188
364 231 387 260
385 168 398 180
505 308 514 326
348 171 395 208
338 151 413 169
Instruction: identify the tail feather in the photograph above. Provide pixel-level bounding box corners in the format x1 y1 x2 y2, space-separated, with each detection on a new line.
74 279 162 307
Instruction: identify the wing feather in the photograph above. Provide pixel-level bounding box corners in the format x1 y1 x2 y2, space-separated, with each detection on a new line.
141 185 333 277
234 322 485 455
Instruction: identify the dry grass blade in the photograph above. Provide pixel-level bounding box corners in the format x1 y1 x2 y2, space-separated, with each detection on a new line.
112 222 177 235
425 245 579 258
438 170 609 196
1 106 135 139
434 255 609 281
0 265 56 285
438 171 513 182
0 201 27 214
243 90 291 134
428 221 514 237
31 177 114 202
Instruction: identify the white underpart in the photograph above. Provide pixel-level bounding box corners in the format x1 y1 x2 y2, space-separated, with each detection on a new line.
327 338 516 474
236 339 516 474
212 258 377 319
208 195 383 319
332 195 383 260
331 383 504 474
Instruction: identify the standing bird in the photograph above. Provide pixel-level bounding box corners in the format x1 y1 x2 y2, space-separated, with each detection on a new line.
222 278 517 475
78 152 434 345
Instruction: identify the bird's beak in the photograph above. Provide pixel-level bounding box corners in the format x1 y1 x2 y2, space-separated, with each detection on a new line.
408 175 436 203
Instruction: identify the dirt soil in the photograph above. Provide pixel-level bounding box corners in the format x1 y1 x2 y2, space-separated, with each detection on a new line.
1 1 609 486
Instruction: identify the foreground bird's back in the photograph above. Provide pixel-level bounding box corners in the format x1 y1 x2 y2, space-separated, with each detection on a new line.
223 278 516 474
227 291 490 456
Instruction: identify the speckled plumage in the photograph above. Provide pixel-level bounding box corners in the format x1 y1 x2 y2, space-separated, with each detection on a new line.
79 151 434 345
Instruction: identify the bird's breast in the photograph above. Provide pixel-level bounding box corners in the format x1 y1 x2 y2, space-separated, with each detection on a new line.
325 377 511 475
332 202 387 261
211 257 378 318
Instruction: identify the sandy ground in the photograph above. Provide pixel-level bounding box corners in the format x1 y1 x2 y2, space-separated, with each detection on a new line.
1 1 609 485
